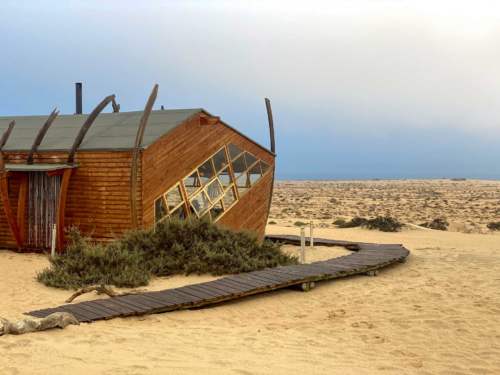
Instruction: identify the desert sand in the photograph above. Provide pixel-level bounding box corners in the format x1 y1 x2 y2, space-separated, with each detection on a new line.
1 180 500 374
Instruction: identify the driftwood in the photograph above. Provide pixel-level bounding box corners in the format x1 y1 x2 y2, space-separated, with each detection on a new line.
66 284 147 303
0 312 79 336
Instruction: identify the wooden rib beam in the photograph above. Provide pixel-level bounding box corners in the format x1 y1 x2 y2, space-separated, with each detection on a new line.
67 95 116 164
130 84 159 228
0 121 23 248
27 108 59 164
111 98 120 113
0 120 15 149
264 98 276 230
56 168 72 252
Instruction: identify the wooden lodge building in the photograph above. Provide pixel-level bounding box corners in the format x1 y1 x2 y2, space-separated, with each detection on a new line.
0 84 276 252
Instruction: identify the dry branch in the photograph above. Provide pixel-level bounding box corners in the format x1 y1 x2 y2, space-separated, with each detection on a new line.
66 284 147 303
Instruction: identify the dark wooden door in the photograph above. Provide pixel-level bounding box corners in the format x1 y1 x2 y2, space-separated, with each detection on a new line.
27 172 61 249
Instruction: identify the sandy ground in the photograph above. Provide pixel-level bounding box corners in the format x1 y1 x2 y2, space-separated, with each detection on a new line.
1 223 500 374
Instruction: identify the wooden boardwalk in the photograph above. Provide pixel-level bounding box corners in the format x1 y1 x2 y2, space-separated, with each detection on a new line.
27 235 409 323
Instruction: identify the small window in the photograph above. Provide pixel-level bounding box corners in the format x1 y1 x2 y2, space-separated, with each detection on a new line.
218 167 233 188
260 161 270 174
206 179 224 202
222 187 237 209
165 185 183 211
231 154 247 178
190 191 211 216
236 173 250 196
184 171 201 196
248 163 262 185
210 200 224 221
212 149 228 172
244 152 258 169
155 197 167 222
228 143 243 160
198 159 215 185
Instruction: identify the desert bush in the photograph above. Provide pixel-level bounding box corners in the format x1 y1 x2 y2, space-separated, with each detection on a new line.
332 218 347 226
337 217 368 228
293 221 307 227
37 219 297 289
268 221 277 225
364 216 403 232
487 222 500 231
420 218 449 231
336 216 402 232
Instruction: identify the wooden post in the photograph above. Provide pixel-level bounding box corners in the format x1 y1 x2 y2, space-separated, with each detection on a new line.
51 224 57 258
300 226 306 263
309 220 314 249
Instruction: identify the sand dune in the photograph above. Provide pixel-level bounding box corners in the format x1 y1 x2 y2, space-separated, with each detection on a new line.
1 222 499 374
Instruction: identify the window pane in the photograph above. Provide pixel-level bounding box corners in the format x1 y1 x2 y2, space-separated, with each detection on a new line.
228 143 243 160
236 173 250 196
206 179 223 202
244 152 258 168
260 161 270 174
165 185 183 211
210 200 224 221
248 163 262 185
170 205 187 220
154 197 167 222
190 191 210 216
222 187 237 209
218 167 233 188
212 149 228 172
184 171 201 196
198 159 215 185
231 154 247 178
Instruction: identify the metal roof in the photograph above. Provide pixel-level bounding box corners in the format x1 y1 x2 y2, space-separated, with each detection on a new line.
4 163 76 172
0 109 202 152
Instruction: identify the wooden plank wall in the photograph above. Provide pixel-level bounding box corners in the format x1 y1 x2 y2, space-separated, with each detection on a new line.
0 151 138 248
141 114 275 238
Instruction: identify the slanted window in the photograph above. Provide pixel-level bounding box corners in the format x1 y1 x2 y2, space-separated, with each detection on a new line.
154 144 272 226
184 171 201 195
212 149 228 172
190 191 211 216
228 143 243 160
198 159 215 185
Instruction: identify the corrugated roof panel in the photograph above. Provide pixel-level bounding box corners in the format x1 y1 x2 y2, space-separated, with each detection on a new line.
0 108 201 151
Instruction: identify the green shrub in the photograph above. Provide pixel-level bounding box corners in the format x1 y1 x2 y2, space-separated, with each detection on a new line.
337 217 368 228
268 221 277 225
364 216 403 232
487 222 500 231
332 218 347 226
336 216 402 232
293 221 307 227
420 218 449 231
37 219 297 289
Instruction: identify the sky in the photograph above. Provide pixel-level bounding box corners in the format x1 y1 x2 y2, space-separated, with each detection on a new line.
1 0 499 179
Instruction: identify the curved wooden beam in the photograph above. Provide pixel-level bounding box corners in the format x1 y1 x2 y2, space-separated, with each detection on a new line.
56 168 73 252
264 98 276 153
67 94 115 164
264 98 276 230
27 108 59 164
0 121 23 248
0 120 15 150
130 84 159 228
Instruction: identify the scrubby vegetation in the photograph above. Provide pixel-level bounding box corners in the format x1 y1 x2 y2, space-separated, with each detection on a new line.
334 216 403 232
487 222 500 231
293 221 307 227
268 220 277 225
37 219 297 290
420 218 449 231
332 218 346 226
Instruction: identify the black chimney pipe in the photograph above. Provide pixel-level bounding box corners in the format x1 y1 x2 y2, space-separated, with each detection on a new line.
75 82 83 114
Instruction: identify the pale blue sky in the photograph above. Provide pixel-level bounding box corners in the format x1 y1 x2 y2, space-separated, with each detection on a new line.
1 0 499 179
